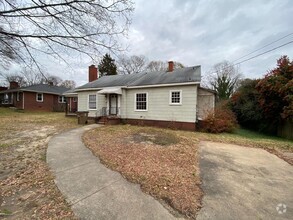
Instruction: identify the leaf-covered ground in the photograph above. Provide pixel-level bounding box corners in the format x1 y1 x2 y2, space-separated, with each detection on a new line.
83 125 202 218
83 124 293 219
0 108 79 219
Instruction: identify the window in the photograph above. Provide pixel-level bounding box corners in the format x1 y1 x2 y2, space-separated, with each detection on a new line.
170 90 182 105
73 97 77 102
16 92 20 102
88 94 96 109
36 93 43 102
58 96 66 103
135 93 147 111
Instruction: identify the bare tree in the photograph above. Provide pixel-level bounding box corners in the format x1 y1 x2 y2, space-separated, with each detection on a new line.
60 79 76 89
146 60 185 72
2 74 27 87
207 61 242 100
117 55 148 74
0 0 134 74
20 65 45 85
45 75 63 86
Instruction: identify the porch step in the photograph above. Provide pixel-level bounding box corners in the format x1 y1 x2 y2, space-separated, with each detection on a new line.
95 116 120 125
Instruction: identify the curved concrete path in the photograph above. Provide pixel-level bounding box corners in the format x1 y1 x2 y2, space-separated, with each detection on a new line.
197 141 293 220
47 125 179 220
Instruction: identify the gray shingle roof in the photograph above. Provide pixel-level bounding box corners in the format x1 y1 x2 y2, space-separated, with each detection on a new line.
76 66 201 90
0 84 69 95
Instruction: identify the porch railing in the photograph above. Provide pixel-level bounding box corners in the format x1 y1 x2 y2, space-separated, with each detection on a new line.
96 107 120 117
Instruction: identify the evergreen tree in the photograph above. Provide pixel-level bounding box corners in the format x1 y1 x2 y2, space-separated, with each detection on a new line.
98 54 118 76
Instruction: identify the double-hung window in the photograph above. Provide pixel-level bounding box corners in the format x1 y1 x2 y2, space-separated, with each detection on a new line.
58 96 66 103
135 93 147 111
170 90 182 105
36 93 43 102
88 94 96 110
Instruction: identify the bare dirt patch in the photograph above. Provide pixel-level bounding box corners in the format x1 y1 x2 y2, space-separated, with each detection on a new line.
0 108 79 219
83 125 202 219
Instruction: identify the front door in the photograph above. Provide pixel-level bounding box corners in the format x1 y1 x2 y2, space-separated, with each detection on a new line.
109 94 117 115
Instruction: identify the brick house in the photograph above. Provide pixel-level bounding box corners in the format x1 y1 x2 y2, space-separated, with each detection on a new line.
0 82 69 112
63 88 78 114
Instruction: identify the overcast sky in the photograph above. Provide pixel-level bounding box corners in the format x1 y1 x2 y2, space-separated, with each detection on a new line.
2 0 293 86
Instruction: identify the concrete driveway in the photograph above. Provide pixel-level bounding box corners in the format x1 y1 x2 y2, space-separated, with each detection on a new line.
197 141 293 220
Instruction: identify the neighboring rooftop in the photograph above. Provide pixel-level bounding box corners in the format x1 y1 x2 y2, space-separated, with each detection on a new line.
76 66 201 90
0 84 69 95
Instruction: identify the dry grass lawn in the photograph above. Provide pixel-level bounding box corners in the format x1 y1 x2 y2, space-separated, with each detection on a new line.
0 108 79 219
83 124 293 219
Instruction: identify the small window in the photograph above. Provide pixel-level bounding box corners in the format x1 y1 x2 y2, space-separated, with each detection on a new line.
170 90 182 105
36 93 43 102
73 97 77 102
88 94 96 109
58 96 66 103
16 92 20 102
135 93 147 111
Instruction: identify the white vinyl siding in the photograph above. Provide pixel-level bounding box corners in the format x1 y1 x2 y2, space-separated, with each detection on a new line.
123 85 198 123
197 88 215 120
77 91 106 117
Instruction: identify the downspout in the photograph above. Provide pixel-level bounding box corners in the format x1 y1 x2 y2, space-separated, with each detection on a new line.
22 92 25 109
69 97 72 112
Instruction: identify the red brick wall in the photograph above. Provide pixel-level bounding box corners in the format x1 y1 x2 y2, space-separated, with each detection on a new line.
12 91 65 112
14 92 24 109
22 91 54 111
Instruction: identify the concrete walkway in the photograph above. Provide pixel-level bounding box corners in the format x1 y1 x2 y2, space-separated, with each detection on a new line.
197 141 293 220
47 125 178 220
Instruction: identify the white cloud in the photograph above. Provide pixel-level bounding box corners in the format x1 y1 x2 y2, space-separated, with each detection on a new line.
1 0 293 86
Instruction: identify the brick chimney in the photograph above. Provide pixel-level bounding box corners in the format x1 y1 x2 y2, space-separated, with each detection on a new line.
89 65 98 82
168 61 174 72
9 81 19 89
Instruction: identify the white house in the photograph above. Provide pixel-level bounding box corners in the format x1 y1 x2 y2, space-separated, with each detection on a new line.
74 62 216 130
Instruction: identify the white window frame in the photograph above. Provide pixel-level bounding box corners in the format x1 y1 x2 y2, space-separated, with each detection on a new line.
36 93 43 102
58 96 66 103
88 94 97 110
169 90 182 105
135 92 148 111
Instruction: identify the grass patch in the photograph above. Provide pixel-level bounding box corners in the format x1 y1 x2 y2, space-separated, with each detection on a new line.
0 107 79 219
0 143 10 148
234 128 291 141
0 208 12 215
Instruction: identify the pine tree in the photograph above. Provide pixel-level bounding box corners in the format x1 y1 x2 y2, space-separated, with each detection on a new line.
98 54 118 76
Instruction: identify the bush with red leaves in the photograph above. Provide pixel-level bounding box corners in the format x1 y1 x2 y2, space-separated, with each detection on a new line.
200 104 238 133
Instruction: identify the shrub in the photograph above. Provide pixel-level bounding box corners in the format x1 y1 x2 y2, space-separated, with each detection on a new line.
200 105 238 133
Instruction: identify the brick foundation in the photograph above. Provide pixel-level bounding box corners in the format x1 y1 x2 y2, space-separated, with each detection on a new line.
122 118 196 131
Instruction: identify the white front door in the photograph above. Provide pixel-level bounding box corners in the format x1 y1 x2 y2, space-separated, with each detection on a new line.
109 94 117 115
